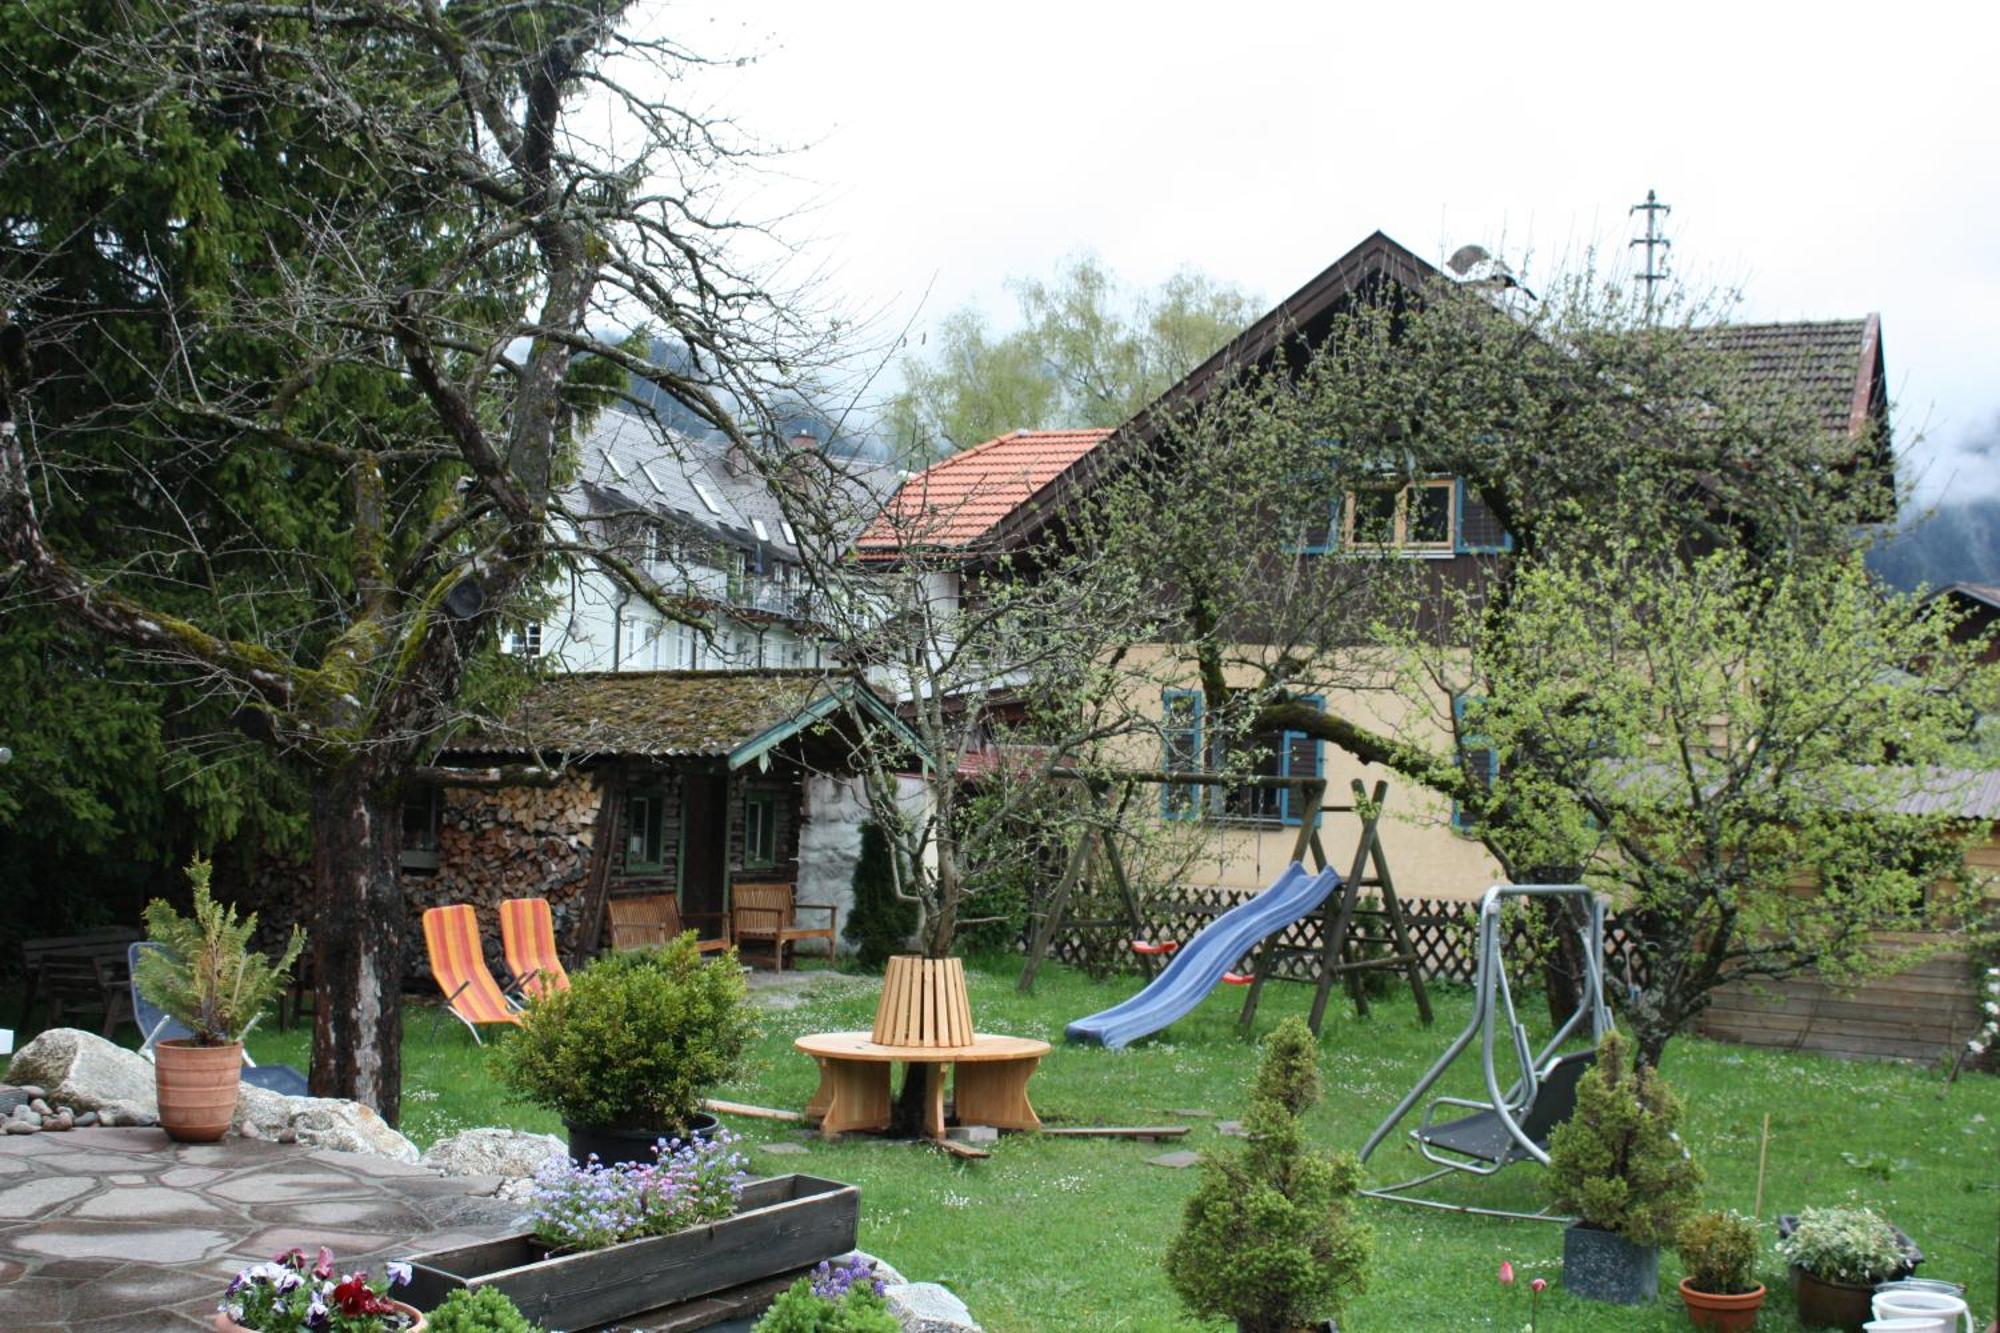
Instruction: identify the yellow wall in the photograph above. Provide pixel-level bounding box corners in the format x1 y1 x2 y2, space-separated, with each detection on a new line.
1107 644 1504 903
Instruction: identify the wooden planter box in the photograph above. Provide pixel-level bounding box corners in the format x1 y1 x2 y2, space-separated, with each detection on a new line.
403 1174 859 1329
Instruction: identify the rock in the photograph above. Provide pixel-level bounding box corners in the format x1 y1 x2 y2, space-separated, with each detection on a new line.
73 1111 98 1127
1146 1150 1201 1169
234 1086 419 1162
95 1099 152 1129
5 1029 158 1117
420 1128 565 1181
46 1111 72 1132
1215 1120 1248 1138
883 1281 980 1333
27 1098 51 1117
3 1121 36 1135
0 1089 29 1116
11 1106 42 1128
945 1125 997 1144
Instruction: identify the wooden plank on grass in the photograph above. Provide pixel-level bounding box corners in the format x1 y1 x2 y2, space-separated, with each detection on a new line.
704 1098 806 1123
1038 1126 1191 1140
931 1136 990 1160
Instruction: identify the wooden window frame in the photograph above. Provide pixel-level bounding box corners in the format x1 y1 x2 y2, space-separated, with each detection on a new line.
626 786 670 873
742 793 778 869
1342 478 1458 554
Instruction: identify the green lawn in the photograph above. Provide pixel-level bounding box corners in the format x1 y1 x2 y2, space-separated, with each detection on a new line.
232 958 1998 1331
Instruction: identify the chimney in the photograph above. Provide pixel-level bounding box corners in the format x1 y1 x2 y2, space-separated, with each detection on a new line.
788 429 819 452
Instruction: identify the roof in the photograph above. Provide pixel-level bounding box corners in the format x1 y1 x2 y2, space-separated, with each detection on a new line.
1932 582 2000 614
450 670 919 768
855 428 1113 556
1885 768 2000 821
1694 316 1885 440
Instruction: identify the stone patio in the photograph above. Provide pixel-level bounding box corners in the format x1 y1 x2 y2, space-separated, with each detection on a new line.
0 1127 521 1330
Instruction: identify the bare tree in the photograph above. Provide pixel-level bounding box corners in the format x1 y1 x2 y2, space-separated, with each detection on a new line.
0 0 832 1118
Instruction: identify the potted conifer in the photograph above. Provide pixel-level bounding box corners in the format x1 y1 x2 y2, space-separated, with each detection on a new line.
1546 1031 1703 1306
135 856 304 1142
1164 1017 1370 1333
1676 1210 1767 1331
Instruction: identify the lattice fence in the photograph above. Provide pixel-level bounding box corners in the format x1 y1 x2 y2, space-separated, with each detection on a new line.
1034 889 1650 991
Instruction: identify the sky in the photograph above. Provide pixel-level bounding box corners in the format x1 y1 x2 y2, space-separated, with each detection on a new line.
666 0 2000 503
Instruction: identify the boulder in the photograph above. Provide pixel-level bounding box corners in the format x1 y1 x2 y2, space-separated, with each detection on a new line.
4 1029 158 1116
420 1128 565 1182
234 1085 419 1162
883 1282 981 1333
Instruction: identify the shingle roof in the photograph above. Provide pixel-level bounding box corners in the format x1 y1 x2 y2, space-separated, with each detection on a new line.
855 429 1114 555
451 670 911 765
1934 582 2000 614
1694 317 1883 439
1886 768 2000 821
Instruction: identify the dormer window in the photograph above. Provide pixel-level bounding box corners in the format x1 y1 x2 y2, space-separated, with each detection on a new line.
691 479 723 516
1342 479 1455 552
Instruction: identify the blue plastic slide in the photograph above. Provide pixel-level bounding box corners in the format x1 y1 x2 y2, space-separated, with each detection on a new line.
1064 862 1342 1049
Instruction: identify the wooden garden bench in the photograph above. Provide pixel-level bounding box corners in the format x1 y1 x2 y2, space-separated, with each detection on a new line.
730 882 835 972
18 928 141 1035
606 893 730 955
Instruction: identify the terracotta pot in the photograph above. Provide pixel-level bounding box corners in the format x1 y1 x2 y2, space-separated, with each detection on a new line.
1791 1265 1877 1331
155 1039 243 1143
1678 1277 1767 1331
213 1298 426 1331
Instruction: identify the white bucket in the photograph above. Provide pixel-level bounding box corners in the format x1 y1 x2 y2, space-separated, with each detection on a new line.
1871 1288 1974 1333
1865 1321 1949 1333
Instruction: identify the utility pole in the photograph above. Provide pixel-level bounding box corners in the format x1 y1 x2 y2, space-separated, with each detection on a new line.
1629 189 1672 319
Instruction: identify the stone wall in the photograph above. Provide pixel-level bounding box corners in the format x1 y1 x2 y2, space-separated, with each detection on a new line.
798 775 866 950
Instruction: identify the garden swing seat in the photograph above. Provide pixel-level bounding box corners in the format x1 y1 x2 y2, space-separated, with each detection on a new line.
1411 1049 1596 1166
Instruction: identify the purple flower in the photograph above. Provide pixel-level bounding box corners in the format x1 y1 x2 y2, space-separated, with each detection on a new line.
385 1261 412 1288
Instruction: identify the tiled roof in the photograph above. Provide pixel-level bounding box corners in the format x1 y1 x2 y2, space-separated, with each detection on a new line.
1694 317 1881 438
855 429 1114 555
1886 768 2000 821
451 670 897 763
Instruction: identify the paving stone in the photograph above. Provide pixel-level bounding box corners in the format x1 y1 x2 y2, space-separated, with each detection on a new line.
0 1135 73 1157
63 1128 171 1155
1146 1150 1202 1169
0 1257 24 1283
368 1172 503 1199
246 1198 424 1231
311 1148 438 1178
172 1139 294 1166
0 1275 67 1323
758 1141 809 1155
105 1173 145 1186
72 1186 231 1223
157 1166 225 1188
0 1175 94 1219
210 1168 374 1203
14 1223 236 1264
1166 1107 1217 1117
1215 1120 1248 1138
22 1256 122 1281
234 1224 398 1261
67 1262 217 1322
0 1155 31 1176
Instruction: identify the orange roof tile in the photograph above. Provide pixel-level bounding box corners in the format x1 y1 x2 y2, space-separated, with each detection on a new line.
856 428 1113 555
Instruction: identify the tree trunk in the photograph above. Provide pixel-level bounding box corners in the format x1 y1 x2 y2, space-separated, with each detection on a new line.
307 767 405 1124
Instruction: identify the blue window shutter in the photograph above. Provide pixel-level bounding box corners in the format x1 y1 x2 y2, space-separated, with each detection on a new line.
1450 692 1498 834
1279 695 1325 826
1161 689 1204 821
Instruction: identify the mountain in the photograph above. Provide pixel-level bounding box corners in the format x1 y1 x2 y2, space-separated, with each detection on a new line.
1868 498 2000 591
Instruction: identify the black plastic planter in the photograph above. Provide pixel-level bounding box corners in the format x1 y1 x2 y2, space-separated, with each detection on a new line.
565 1111 720 1166
1562 1223 1658 1305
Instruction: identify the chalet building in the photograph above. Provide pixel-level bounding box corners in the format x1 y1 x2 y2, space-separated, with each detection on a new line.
860 231 1898 905
407 670 918 974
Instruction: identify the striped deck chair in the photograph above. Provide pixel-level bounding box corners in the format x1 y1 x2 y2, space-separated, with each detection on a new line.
421 905 523 1044
498 897 570 1000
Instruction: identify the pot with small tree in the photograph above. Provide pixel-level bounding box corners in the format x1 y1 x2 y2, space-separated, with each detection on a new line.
1546 1031 1703 1306
135 855 304 1142
1164 1017 1370 1333
1776 1206 1922 1331
491 934 758 1165
1675 1209 1766 1331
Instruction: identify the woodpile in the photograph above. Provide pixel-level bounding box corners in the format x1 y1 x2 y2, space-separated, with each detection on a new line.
421 773 602 970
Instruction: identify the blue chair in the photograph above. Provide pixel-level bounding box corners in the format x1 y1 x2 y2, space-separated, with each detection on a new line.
128 943 310 1097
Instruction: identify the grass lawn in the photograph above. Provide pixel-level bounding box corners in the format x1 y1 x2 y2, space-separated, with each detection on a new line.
233 956 2000 1332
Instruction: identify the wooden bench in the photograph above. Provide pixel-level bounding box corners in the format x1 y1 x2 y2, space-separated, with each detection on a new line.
18 928 141 1035
730 882 835 972
607 893 730 955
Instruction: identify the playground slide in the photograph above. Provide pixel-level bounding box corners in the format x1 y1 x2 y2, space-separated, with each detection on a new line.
1064 861 1342 1049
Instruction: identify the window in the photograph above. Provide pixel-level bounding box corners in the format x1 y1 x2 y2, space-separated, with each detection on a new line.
750 517 770 543
649 524 674 564
400 787 441 871
1218 696 1324 826
780 519 798 547
726 551 751 604
1342 479 1457 553
505 622 543 657
1455 479 1515 553
603 452 630 484
743 794 777 868
639 461 666 494
1450 693 1499 835
1161 690 1204 820
626 787 668 872
690 479 723 516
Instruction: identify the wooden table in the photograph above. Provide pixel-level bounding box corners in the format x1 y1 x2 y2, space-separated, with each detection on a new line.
794 1032 1052 1140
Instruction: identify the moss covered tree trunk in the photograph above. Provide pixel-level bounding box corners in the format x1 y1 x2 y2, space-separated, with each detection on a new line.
306 766 405 1124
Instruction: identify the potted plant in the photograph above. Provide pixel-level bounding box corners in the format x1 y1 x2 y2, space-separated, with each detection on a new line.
1164 1017 1371 1333
135 855 305 1142
216 1247 423 1331
1776 1206 1920 1331
1676 1210 1766 1331
753 1257 899 1332
1546 1031 1704 1306
491 933 757 1164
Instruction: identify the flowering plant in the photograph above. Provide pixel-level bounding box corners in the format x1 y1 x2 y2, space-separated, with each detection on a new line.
1965 966 1999 1058
1776 1206 1910 1285
527 1130 748 1252
1497 1260 1547 1331
218 1247 416 1331
752 1257 898 1332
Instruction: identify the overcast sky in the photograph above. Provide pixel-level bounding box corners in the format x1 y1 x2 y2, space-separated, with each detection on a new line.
671 1 1999 503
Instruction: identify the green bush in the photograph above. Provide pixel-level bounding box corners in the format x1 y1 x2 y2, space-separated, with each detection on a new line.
844 822 917 969
1677 1209 1762 1295
752 1277 900 1332
1776 1206 1909 1285
424 1287 543 1332
1546 1031 1703 1246
135 855 304 1045
1163 1017 1370 1333
490 933 758 1131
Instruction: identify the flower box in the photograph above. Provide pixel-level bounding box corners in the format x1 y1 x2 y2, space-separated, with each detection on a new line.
402 1174 859 1329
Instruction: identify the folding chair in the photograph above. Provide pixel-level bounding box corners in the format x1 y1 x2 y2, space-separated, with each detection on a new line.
421 905 525 1044
128 943 310 1096
498 897 570 1001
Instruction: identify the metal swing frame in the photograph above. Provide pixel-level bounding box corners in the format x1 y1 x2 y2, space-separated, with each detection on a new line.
1357 884 1611 1222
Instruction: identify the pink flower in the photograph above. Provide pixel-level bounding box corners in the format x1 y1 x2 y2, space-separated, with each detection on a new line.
1530 1277 1547 1294
1498 1260 1515 1286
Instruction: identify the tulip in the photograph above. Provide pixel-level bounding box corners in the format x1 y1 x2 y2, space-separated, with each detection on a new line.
1498 1260 1515 1286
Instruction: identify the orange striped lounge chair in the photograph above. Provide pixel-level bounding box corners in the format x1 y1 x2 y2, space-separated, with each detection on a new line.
499 897 571 1001
421 905 524 1044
